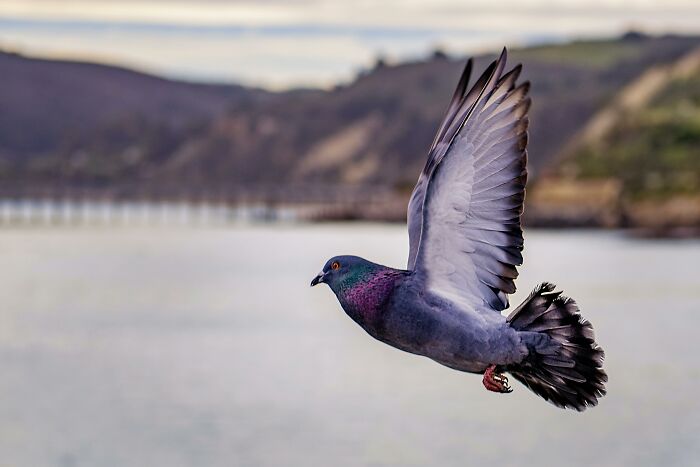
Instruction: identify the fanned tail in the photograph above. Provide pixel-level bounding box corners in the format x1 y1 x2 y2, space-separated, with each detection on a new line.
507 283 607 411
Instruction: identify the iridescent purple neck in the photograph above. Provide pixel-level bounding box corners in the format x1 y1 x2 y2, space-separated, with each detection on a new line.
336 268 404 323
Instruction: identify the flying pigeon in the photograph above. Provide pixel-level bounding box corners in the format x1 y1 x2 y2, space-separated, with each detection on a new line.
311 49 606 411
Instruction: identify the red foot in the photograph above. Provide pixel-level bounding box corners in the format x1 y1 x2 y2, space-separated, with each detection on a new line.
482 365 512 393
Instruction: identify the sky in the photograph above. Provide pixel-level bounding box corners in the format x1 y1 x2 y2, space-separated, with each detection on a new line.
1 0 700 88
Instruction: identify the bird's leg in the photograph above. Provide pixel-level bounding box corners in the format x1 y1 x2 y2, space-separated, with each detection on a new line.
482 365 512 393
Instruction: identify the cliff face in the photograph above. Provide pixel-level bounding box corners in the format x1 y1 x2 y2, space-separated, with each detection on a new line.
3 34 700 200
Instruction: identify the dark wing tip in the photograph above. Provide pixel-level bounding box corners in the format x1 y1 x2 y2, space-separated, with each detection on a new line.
452 58 474 101
494 46 511 73
511 63 523 78
495 63 523 90
489 47 509 88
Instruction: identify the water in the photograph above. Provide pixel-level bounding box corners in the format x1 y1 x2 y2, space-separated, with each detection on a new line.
1 225 699 467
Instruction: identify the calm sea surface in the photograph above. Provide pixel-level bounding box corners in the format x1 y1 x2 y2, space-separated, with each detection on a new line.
1 225 699 467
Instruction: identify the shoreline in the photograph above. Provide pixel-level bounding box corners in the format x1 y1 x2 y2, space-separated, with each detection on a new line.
0 197 697 239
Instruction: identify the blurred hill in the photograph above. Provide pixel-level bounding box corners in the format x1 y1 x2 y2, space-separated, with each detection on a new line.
529 45 700 234
1 33 699 220
0 49 275 195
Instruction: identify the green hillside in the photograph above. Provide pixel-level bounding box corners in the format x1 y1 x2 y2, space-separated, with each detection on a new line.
533 48 700 233
563 67 700 200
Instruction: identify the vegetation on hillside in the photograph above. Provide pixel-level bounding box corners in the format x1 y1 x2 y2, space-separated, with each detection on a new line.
562 67 700 200
517 37 645 69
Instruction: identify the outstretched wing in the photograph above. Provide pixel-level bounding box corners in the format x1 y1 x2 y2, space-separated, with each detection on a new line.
407 49 530 311
407 59 474 267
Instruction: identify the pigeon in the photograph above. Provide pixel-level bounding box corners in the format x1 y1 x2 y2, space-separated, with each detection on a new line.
310 49 606 411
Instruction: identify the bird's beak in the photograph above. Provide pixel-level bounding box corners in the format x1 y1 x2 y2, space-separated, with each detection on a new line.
310 271 326 287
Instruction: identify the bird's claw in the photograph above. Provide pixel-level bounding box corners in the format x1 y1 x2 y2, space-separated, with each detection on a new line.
483 365 512 393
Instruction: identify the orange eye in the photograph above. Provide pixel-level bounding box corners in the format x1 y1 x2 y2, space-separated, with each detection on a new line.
331 261 341 271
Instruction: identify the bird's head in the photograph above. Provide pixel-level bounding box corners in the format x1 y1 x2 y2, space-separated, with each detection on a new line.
310 255 377 292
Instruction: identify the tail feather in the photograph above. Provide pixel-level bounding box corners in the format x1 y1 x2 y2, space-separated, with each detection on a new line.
507 283 607 411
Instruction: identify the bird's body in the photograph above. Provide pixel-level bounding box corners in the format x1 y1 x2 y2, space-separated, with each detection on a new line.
332 260 525 373
311 49 607 411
